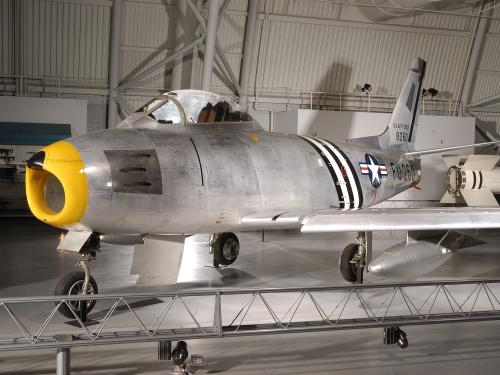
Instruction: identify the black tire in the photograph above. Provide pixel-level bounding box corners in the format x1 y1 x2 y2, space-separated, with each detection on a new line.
54 271 98 319
213 233 239 266
339 243 359 283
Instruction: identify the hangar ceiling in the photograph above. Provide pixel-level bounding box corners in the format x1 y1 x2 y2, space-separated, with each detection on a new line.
0 0 499 132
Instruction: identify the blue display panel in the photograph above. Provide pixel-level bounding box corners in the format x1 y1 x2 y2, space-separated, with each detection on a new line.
0 122 71 145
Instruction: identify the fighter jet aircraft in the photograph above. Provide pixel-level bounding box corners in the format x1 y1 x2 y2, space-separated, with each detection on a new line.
25 58 500 318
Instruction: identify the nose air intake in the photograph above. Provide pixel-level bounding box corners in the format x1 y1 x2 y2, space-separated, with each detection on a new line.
25 141 88 228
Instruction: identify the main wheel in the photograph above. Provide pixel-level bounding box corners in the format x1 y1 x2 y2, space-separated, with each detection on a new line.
213 233 240 266
54 271 98 319
339 243 359 283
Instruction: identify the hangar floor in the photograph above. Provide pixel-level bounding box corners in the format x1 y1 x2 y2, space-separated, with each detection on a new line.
2 217 500 374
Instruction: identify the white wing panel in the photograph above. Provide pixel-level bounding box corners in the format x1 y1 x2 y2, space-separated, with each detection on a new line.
301 208 500 233
240 210 306 230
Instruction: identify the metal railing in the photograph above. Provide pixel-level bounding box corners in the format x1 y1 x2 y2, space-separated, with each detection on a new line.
2 279 500 351
246 86 464 116
0 75 61 97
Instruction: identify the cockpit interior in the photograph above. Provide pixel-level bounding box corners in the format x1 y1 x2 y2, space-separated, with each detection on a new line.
133 90 253 127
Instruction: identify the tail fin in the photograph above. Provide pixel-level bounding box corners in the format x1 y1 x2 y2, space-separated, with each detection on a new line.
380 58 426 152
353 58 426 153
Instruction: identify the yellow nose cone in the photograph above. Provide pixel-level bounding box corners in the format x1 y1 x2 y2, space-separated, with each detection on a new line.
25 141 88 228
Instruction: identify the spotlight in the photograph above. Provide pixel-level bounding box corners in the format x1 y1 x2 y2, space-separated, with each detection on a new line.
361 83 373 93
428 88 438 97
171 341 189 366
383 326 408 349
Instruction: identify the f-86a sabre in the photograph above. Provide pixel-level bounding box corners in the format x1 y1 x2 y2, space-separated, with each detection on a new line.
25 58 500 318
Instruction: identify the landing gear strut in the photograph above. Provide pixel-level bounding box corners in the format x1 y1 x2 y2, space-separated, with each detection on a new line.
339 231 372 283
210 232 240 268
54 233 100 319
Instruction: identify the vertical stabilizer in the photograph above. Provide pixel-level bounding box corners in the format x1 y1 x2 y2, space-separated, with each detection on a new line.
379 58 426 152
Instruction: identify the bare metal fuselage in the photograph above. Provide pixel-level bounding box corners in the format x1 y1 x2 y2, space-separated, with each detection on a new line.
68 119 419 235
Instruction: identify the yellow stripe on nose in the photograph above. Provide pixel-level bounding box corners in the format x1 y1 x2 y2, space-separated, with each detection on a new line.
25 141 88 228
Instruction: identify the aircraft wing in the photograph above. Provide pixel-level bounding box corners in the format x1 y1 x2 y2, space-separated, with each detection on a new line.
240 210 306 230
240 207 500 233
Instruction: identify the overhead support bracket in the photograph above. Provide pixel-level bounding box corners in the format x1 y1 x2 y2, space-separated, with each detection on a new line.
469 94 500 109
186 0 241 95
116 36 206 92
458 2 492 113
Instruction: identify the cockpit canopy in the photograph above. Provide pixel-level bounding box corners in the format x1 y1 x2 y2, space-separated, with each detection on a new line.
128 90 253 128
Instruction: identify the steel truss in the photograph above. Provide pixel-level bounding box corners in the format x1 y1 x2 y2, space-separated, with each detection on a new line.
2 279 500 351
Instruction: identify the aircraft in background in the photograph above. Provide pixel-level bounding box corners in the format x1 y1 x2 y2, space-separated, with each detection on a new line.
25 58 500 318
441 154 500 207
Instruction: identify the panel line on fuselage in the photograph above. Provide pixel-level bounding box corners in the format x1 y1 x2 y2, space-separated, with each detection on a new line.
298 136 347 208
319 139 363 208
189 137 204 186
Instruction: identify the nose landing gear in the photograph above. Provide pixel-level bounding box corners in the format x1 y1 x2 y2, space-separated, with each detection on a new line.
210 232 240 268
54 259 98 319
54 233 100 319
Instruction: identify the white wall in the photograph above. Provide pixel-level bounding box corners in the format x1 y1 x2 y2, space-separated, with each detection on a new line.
274 109 475 201
0 96 87 136
0 97 87 210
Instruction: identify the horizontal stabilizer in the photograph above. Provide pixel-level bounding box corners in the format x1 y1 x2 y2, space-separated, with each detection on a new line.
462 155 500 170
461 189 498 207
440 191 465 205
441 155 466 169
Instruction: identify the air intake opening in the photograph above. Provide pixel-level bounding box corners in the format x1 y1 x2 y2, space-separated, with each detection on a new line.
44 173 65 213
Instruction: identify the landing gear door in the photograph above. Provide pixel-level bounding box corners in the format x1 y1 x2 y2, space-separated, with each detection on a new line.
57 231 93 253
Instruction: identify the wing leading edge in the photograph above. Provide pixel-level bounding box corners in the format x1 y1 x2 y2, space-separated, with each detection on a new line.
240 207 500 233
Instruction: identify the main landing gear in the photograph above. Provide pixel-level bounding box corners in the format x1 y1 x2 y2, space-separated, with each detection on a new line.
339 231 372 284
210 232 240 268
54 233 100 319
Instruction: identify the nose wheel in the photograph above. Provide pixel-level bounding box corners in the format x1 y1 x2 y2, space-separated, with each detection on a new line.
54 259 98 319
210 233 240 268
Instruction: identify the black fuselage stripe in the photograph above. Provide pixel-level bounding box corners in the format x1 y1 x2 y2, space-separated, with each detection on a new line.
315 138 355 208
472 171 477 189
322 139 364 208
478 171 483 189
298 136 345 208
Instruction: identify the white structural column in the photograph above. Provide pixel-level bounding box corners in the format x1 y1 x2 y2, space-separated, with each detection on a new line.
239 0 259 108
171 0 187 90
171 0 199 90
107 0 123 129
461 6 492 111
201 0 220 91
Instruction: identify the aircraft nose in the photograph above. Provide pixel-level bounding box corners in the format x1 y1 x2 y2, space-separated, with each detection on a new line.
25 141 88 228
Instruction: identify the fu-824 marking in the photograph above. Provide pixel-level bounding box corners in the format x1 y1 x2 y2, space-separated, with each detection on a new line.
389 161 417 182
